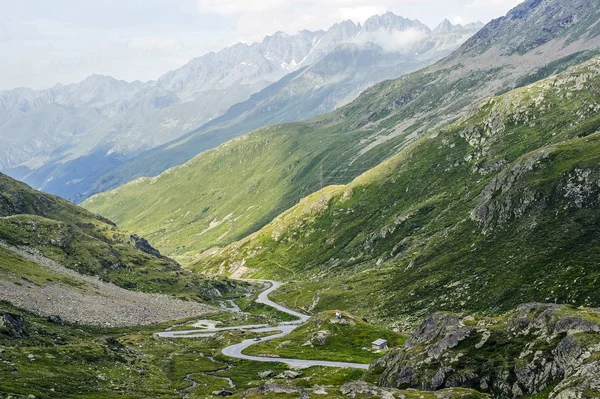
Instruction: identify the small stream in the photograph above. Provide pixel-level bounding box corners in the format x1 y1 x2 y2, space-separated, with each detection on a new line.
181 373 198 398
219 299 242 313
180 371 235 398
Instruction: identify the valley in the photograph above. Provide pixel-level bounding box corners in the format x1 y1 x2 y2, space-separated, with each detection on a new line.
3 272 599 398
84 0 600 263
2 0 600 398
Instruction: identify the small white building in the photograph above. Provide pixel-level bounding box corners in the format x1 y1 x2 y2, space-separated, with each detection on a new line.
372 338 388 351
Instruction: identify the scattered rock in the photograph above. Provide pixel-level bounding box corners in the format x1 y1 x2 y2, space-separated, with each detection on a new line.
47 315 63 325
211 389 233 396
313 385 328 395
311 330 332 345
105 336 123 347
340 381 400 399
251 383 308 395
276 340 291 349
258 370 274 379
284 370 300 379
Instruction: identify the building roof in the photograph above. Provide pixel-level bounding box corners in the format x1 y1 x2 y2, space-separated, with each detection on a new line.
372 338 388 345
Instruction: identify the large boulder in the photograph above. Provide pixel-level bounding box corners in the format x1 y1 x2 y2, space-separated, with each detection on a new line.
258 370 275 379
0 313 27 338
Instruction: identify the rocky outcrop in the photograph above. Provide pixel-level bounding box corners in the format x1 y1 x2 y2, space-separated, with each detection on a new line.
244 381 487 398
0 313 27 338
130 234 162 259
257 370 274 379
371 304 600 398
47 315 63 325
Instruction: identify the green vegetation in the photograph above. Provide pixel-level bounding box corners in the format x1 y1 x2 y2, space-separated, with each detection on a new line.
366 303 600 398
0 299 491 398
0 172 241 301
0 301 350 398
196 58 600 324
0 246 81 287
244 311 405 363
268 271 389 323
83 0 600 264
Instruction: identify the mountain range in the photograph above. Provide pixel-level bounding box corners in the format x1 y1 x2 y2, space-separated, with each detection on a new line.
0 14 482 202
84 0 600 265
3 0 600 398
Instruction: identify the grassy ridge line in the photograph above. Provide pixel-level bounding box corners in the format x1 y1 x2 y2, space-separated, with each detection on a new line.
193 57 600 322
0 172 243 302
83 0 600 261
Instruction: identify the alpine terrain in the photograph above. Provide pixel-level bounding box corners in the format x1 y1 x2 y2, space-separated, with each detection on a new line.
85 0 600 264
0 14 480 203
3 0 600 398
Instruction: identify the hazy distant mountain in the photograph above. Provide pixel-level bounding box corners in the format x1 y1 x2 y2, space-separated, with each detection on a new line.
88 21 483 197
0 13 482 201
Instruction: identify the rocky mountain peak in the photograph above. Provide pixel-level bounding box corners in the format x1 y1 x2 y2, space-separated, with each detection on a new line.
363 12 431 33
433 18 458 34
456 0 600 57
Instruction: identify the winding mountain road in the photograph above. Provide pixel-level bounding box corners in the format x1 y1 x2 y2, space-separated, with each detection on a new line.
156 280 369 370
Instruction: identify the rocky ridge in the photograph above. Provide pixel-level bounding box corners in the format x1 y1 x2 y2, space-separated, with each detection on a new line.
370 304 600 399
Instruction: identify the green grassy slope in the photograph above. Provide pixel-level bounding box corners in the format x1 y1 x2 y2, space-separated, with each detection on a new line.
0 172 239 301
195 58 600 321
83 0 600 262
244 311 405 363
0 246 82 287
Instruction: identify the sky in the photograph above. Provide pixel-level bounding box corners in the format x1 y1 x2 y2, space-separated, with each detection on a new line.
0 0 523 90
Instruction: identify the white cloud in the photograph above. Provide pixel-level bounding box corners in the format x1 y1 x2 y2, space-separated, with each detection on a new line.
355 28 428 53
196 0 289 15
338 6 388 23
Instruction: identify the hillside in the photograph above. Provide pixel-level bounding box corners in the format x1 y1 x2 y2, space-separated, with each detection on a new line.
0 245 213 326
194 57 600 324
1 13 475 203
85 0 600 263
243 311 405 363
0 172 242 324
368 303 600 399
85 22 481 199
